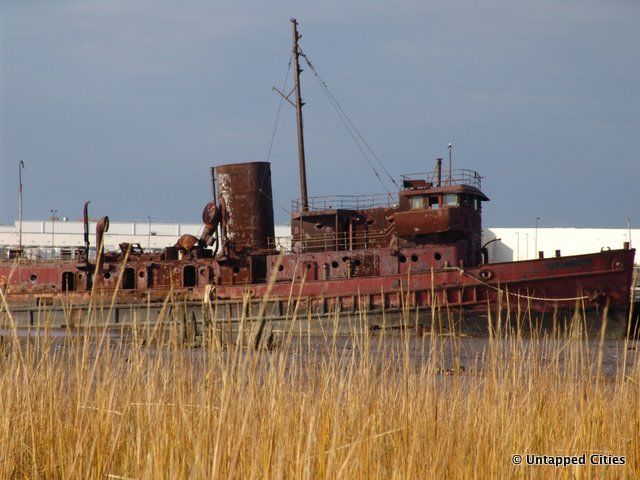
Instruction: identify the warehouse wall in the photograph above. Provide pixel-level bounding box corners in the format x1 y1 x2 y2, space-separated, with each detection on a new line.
0 220 637 265
484 228 637 263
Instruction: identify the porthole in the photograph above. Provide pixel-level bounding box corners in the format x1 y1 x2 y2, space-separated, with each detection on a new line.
139 271 146 278
278 264 285 272
411 254 419 262
104 272 111 280
331 261 339 268
399 255 407 263
30 274 38 282
354 259 362 267
479 270 494 280
434 252 442 261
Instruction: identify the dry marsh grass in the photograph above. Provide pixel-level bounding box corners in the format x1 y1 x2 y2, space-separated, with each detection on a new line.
0 302 639 479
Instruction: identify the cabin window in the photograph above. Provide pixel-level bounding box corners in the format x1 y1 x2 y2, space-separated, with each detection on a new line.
183 265 196 287
443 194 459 207
428 196 440 209
409 195 426 210
62 272 75 292
123 268 136 289
460 194 475 209
476 198 482 210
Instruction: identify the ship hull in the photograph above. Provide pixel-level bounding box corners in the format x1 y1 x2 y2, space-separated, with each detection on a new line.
1 248 636 339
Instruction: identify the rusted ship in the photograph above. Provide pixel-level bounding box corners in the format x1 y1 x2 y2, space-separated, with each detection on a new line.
1 20 636 338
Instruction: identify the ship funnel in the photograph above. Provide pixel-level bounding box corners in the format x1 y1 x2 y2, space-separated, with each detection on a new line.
215 162 275 253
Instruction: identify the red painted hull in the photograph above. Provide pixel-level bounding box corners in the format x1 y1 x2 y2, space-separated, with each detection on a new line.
1 249 635 336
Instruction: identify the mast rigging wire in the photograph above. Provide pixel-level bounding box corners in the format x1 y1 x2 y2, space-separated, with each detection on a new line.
299 48 400 192
266 54 293 164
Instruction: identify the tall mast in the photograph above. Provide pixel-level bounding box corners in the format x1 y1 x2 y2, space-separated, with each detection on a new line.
291 18 309 212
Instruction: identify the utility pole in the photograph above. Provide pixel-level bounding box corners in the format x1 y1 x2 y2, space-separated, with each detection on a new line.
291 18 309 211
147 215 154 251
18 161 25 253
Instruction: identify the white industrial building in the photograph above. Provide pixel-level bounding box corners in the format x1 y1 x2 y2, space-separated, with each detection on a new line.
0 219 636 264
0 219 291 260
484 228 636 263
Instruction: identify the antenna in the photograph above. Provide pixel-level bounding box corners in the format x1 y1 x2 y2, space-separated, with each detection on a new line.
447 142 452 185
18 161 25 253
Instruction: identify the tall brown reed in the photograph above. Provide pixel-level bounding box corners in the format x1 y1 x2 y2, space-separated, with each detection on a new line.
0 297 638 479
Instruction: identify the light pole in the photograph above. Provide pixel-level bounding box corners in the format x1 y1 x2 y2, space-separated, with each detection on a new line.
535 217 540 257
50 209 58 254
18 161 25 252
147 215 154 251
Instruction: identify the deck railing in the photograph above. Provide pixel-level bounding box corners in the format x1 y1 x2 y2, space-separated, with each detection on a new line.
269 226 393 253
290 169 482 212
291 192 397 212
401 168 482 189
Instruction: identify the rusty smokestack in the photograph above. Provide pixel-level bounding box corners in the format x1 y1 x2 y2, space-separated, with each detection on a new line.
435 158 442 187
215 162 275 253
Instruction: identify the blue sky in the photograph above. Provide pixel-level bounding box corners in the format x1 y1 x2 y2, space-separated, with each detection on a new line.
1 0 638 227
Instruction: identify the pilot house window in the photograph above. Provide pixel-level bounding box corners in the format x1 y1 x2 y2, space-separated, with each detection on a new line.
460 194 475 208
443 194 459 207
409 195 426 210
